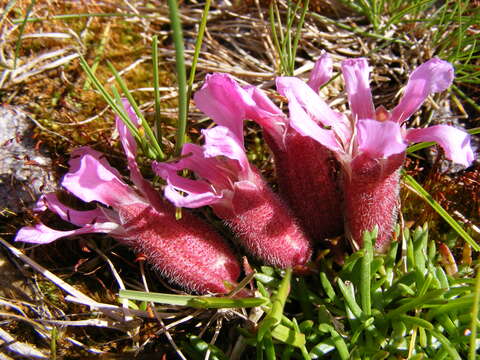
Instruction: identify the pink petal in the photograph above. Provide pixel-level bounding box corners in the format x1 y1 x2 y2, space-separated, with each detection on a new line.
195 73 288 150
164 183 223 208
154 144 232 190
194 73 253 142
244 85 283 116
117 99 140 162
62 147 142 208
153 157 225 208
406 125 474 167
276 76 338 128
282 87 342 153
391 58 454 124
202 126 249 175
276 76 351 144
307 52 333 92
357 120 407 159
116 101 164 209
243 85 287 148
15 222 119 244
341 58 375 121
35 193 110 226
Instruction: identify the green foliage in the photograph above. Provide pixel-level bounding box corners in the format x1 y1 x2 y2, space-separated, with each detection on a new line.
196 226 478 359
334 0 479 88
127 226 477 359
269 0 310 76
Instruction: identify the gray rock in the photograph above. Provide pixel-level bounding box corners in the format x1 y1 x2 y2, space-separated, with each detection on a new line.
0 107 57 214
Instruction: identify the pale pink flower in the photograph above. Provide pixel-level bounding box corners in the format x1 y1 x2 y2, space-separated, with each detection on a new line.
15 102 240 294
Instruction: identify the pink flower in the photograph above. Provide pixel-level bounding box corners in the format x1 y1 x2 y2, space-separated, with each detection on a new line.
153 125 312 269
15 102 240 294
193 63 344 241
277 56 474 251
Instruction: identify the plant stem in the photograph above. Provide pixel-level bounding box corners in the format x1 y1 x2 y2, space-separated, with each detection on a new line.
167 0 188 156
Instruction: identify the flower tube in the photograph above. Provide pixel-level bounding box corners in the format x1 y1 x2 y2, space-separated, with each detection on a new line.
154 125 312 268
15 103 240 294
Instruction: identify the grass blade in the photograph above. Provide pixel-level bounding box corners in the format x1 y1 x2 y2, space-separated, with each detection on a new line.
152 35 162 143
469 266 480 360
14 0 36 69
12 12 156 24
290 0 309 74
403 173 480 252
186 0 211 115
167 0 188 156
119 289 266 309
79 56 142 145
107 61 165 160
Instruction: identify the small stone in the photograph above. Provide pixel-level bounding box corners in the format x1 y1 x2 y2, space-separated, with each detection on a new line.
0 106 57 214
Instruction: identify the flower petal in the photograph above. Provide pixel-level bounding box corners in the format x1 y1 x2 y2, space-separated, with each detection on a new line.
391 58 454 123
116 101 164 209
117 99 141 162
62 147 142 208
307 52 333 92
341 58 375 121
35 193 110 226
164 182 223 208
194 73 253 142
282 87 342 153
243 85 287 147
153 151 226 208
357 120 407 159
15 222 119 244
202 126 249 175
406 125 474 167
195 73 288 149
276 76 351 144
154 143 232 190
157 161 223 208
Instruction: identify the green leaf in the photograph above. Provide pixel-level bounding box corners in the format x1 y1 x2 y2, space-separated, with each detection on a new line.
428 329 462 360
337 279 363 319
319 272 336 302
257 268 292 341
118 289 266 308
361 228 376 316
398 314 434 330
328 327 349 360
385 289 447 319
188 335 228 360
469 266 480 360
309 340 335 358
271 324 306 348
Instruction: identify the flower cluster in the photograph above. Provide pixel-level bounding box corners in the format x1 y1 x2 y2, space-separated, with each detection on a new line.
192 55 474 251
15 55 474 294
15 102 240 294
154 125 311 269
